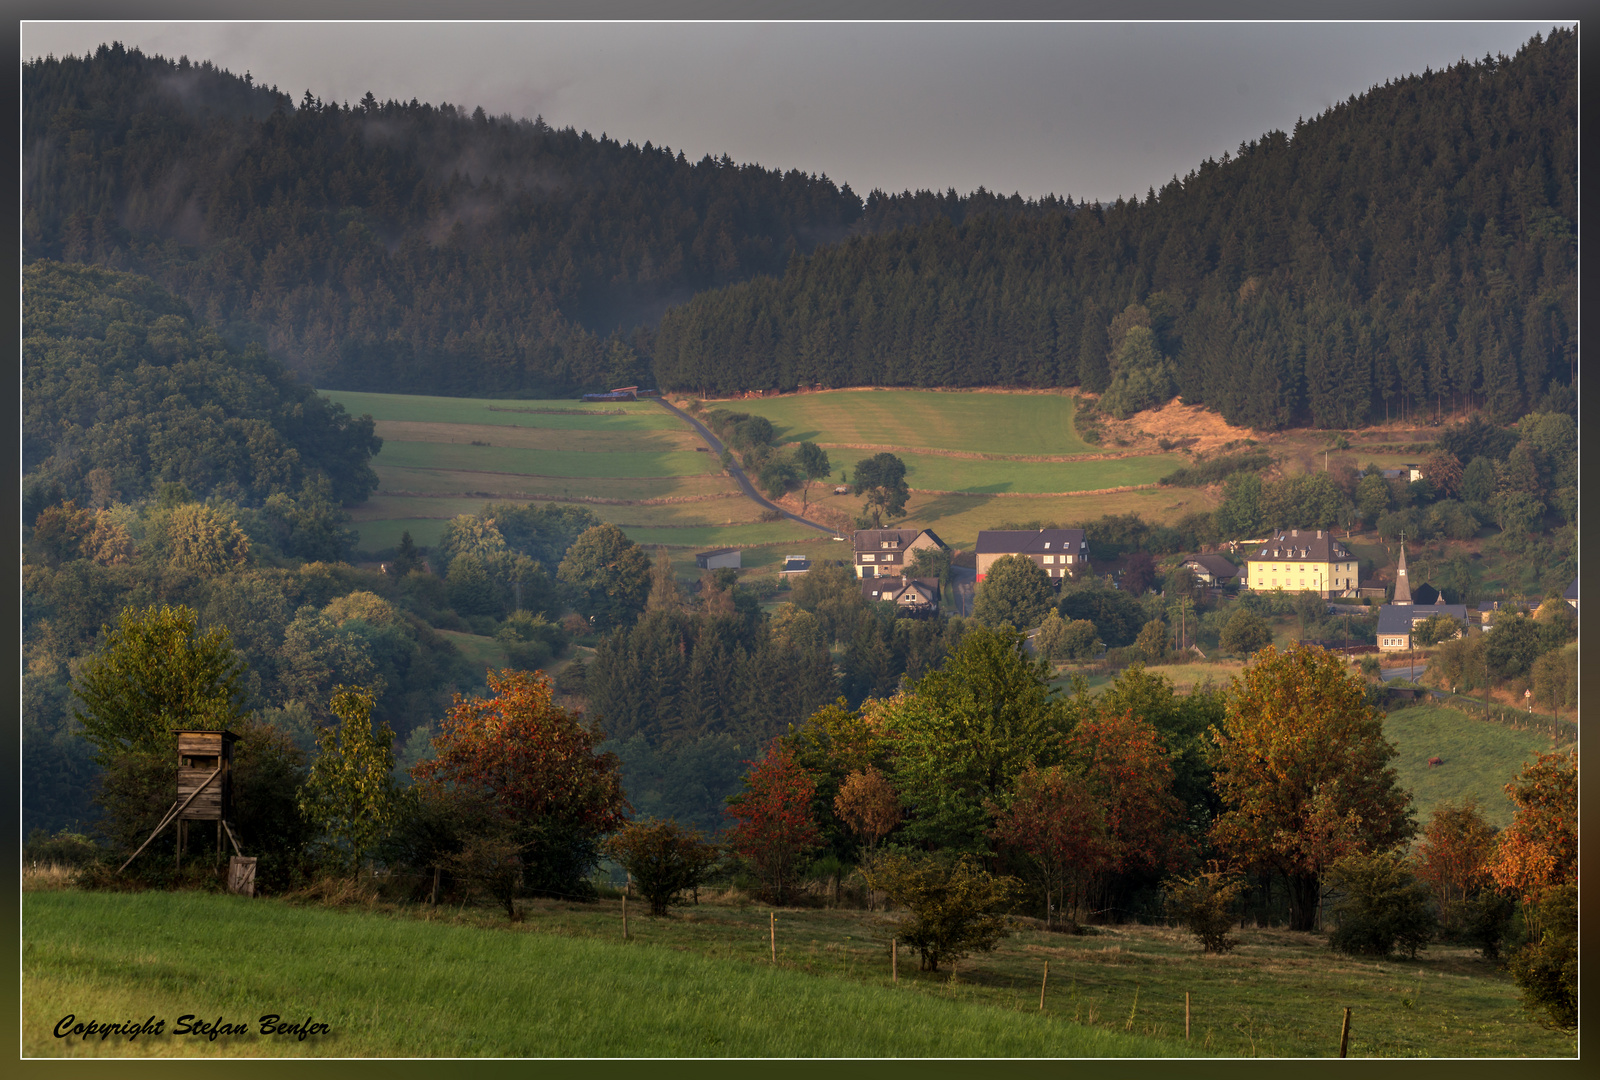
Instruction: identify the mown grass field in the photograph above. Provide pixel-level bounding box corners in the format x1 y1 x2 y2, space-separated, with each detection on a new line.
24 888 1572 1058
373 440 715 480
723 389 1096 456
324 390 683 430
24 891 1179 1058
890 450 1184 494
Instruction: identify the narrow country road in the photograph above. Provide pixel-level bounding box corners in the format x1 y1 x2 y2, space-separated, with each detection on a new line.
653 398 840 537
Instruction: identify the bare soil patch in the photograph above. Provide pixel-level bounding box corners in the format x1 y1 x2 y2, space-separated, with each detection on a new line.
1095 397 1260 455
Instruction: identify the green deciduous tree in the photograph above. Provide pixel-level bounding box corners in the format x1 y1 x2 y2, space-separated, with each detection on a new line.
793 441 831 514
605 818 722 916
72 604 248 762
852 453 909 528
298 685 398 875
973 554 1053 630
1326 849 1437 959
557 523 652 631
1163 862 1247 954
1218 607 1272 656
861 851 1016 972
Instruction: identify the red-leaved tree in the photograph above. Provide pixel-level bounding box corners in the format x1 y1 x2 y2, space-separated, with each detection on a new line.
1413 798 1498 922
412 669 628 898
725 741 820 904
989 763 1112 929
1066 708 1186 881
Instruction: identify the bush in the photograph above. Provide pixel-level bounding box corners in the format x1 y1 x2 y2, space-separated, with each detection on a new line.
605 818 722 917
1163 864 1246 953
24 828 101 868
1326 851 1437 959
1508 884 1577 1031
862 851 1016 972
1218 608 1273 656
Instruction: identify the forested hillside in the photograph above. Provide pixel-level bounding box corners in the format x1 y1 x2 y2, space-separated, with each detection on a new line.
23 261 382 525
23 43 1073 398
654 30 1576 430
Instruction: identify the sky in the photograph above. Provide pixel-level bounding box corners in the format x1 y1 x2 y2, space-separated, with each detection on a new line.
20 20 1568 202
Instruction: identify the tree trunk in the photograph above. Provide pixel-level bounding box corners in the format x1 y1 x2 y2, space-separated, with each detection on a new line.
1286 871 1321 932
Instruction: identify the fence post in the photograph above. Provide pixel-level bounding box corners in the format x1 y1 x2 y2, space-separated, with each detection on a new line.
1339 1007 1352 1058
770 911 776 963
622 893 628 940
892 937 897 982
1186 992 1191 1041
1039 960 1049 1011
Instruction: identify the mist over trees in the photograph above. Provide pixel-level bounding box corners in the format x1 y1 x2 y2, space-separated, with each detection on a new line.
654 31 1576 429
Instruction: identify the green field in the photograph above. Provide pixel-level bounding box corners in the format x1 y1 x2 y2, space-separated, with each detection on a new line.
375 440 715 480
893 450 1183 494
1382 703 1571 828
725 389 1097 456
24 891 1178 1058
323 390 682 430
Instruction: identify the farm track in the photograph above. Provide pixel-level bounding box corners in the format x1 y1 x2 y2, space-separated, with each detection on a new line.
653 399 840 537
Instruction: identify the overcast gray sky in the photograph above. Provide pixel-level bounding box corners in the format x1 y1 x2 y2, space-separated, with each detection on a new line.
20 21 1567 202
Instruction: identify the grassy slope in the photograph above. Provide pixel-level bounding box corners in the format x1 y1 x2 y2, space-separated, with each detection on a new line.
1382 702 1569 828
735 389 1095 455
24 891 1177 1058
324 391 681 430
374 440 715 479
892 451 1183 494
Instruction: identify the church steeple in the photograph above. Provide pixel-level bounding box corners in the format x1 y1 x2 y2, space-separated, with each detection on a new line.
1393 537 1412 605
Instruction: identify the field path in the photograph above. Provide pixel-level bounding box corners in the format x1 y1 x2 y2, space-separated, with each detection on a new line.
654 399 839 537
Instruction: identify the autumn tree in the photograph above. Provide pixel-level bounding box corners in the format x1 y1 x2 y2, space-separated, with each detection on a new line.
852 453 909 528
833 767 900 852
412 669 628 898
298 685 398 875
725 741 821 904
1064 707 1186 895
1486 748 1576 936
606 818 722 916
166 503 251 574
73 604 248 762
1209 644 1413 931
989 764 1110 929
1413 798 1499 937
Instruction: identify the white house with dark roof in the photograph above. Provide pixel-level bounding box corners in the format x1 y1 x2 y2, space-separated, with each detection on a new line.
1244 529 1359 599
852 528 947 579
1180 553 1242 588
1564 576 1578 610
861 576 941 614
1377 595 1471 651
975 529 1088 583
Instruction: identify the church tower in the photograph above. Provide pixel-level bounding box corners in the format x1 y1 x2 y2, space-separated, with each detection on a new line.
1393 539 1413 605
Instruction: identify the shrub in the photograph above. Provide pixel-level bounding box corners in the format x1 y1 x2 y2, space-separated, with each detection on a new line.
1326 850 1437 959
1163 863 1247 954
23 828 101 868
862 851 1016 972
606 818 722 917
1508 884 1577 1031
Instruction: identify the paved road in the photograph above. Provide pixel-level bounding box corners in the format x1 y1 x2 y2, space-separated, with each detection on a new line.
652 398 840 537
1380 662 1429 682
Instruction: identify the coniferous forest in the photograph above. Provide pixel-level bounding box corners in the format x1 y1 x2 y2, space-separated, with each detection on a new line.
34 32 1578 428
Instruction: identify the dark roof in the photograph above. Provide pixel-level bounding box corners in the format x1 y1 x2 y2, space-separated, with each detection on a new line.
1564 576 1578 600
852 528 946 554
861 577 941 603
1250 530 1354 563
694 547 739 558
1182 554 1240 578
1377 604 1470 635
975 529 1086 556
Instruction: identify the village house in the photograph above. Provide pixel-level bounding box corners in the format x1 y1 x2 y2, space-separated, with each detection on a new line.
852 528 948 579
974 528 1088 583
1178 553 1242 589
860 576 941 615
1564 576 1578 610
1377 596 1472 651
1244 529 1359 598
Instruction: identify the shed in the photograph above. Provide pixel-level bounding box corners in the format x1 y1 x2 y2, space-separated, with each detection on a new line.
695 547 742 570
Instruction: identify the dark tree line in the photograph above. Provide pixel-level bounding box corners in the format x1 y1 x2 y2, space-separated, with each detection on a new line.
654 31 1575 429
24 43 1074 399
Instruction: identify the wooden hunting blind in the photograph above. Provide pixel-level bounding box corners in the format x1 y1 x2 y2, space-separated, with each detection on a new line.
119 729 255 892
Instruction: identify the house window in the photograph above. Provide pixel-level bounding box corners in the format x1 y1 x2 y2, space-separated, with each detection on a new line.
1066 555 1074 564
1043 555 1055 565
862 554 875 561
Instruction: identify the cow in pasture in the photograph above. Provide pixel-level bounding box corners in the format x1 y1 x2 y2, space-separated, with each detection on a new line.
1427 756 1443 768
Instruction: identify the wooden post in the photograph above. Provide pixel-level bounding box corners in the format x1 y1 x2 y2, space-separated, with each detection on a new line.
892 938 897 982
1185 992 1191 1041
431 866 440 906
1039 960 1049 1011
622 893 628 940
770 911 776 963
1339 1007 1351 1058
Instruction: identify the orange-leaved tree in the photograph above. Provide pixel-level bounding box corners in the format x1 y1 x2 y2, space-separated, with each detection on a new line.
1487 748 1576 936
1066 707 1186 881
1209 644 1413 931
725 741 820 905
989 763 1111 929
1413 798 1498 933
412 669 628 899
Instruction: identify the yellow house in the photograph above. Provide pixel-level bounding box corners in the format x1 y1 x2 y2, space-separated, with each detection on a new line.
1245 529 1359 599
